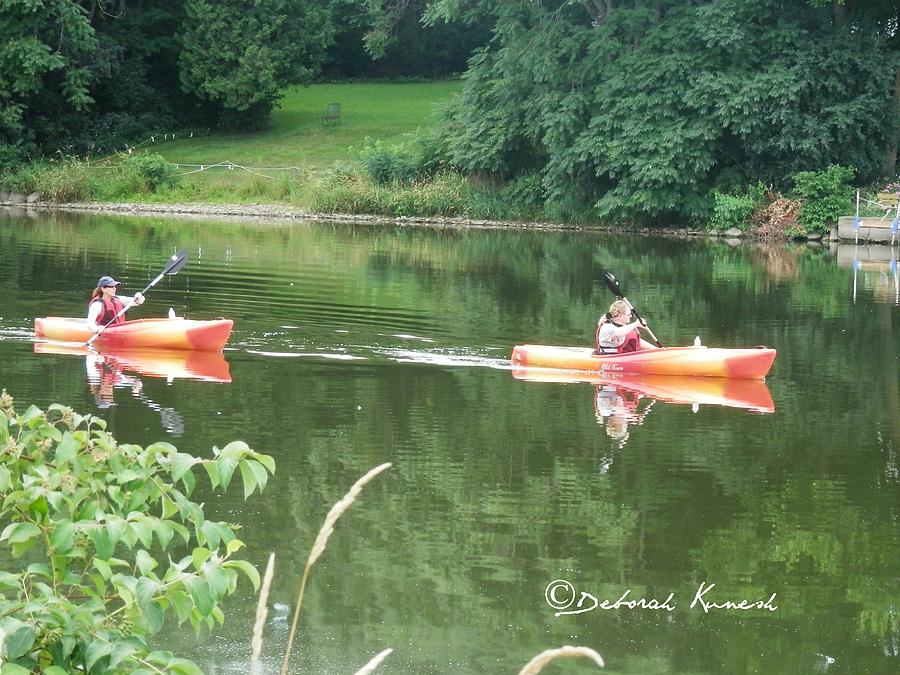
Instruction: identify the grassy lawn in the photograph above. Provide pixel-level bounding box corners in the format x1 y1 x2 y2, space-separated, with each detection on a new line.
156 81 461 171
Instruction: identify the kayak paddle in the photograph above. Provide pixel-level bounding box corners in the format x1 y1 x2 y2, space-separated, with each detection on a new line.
86 249 189 346
602 271 663 347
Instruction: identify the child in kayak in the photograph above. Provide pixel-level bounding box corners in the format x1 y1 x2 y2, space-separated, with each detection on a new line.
594 300 658 354
87 276 144 332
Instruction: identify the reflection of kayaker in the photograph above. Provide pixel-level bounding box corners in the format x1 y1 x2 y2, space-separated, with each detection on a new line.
593 384 654 441
82 351 184 434
85 351 143 408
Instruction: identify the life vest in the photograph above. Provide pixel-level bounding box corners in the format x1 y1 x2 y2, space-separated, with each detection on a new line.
595 317 642 355
90 296 126 327
617 328 641 353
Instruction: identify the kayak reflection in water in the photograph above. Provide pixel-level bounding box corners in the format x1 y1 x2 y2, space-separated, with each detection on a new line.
87 275 145 333
593 383 654 473
594 300 659 354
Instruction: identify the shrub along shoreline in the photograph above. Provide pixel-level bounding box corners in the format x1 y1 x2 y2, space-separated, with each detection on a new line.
1 153 891 239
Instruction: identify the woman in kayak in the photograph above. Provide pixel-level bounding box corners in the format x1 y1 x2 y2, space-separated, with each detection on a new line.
594 300 658 354
87 276 144 333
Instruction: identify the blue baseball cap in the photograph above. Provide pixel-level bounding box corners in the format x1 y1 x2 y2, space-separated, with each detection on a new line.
97 276 121 288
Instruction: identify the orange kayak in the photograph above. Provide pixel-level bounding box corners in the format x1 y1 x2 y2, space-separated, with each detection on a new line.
34 317 233 351
33 343 231 383
512 369 774 413
511 344 775 379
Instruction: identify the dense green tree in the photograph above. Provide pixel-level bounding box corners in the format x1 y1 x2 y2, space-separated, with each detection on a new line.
179 0 334 128
0 1 337 168
0 0 98 166
323 0 489 79
428 0 899 224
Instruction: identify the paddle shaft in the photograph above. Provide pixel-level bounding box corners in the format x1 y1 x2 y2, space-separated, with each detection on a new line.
602 271 663 347
619 298 662 347
86 251 188 346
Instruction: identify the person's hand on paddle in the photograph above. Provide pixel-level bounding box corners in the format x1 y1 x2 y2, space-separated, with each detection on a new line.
133 291 145 305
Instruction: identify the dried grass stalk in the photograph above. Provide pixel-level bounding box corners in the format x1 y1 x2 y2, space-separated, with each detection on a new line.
250 552 275 674
353 647 394 675
518 646 605 675
279 462 392 675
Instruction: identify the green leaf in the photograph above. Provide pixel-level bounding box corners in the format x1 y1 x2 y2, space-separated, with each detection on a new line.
181 467 196 494
216 455 239 490
20 405 43 424
108 641 138 669
162 496 179 519
200 520 234 549
223 559 260 592
1 664 33 675
0 617 36 659
85 638 114 670
1 522 41 545
185 577 214 617
91 527 114 559
26 562 51 578
171 453 198 482
43 667 70 675
0 466 12 492
191 547 212 570
254 452 276 474
202 461 220 488
54 433 80 466
167 658 206 675
0 571 21 589
220 440 250 456
248 458 270 492
136 577 160 610
225 538 244 555
203 562 230 600
168 589 193 624
145 599 165 634
156 521 174 550
136 548 157 575
50 520 75 553
130 521 154 549
238 460 258 499
93 558 112 580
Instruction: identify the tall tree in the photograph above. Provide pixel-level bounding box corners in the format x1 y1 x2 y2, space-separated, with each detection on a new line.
0 0 98 166
178 0 334 128
427 0 899 224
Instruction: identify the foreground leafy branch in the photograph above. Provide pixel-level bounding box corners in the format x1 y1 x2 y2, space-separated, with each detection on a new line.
0 391 275 674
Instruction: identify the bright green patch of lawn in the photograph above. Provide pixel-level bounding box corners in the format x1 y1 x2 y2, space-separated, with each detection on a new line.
157 81 461 171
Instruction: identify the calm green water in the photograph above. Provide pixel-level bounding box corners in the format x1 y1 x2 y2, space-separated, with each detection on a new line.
1 208 898 674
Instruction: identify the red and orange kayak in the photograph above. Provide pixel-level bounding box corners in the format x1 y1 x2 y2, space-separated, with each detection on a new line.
33 343 231 383
512 369 774 413
34 317 233 351
511 344 775 379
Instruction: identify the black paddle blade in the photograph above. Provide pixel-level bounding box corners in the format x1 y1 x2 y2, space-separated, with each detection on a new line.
164 250 189 275
603 271 624 298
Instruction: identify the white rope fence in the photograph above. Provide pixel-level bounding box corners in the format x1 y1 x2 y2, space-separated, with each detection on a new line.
78 130 307 180
171 160 305 179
